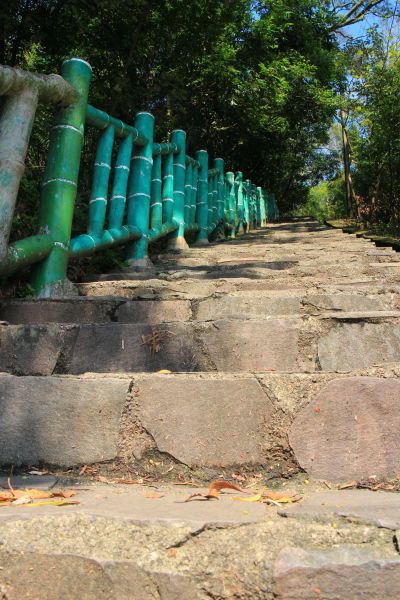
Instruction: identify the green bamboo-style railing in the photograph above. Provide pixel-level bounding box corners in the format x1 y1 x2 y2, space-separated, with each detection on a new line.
0 57 279 297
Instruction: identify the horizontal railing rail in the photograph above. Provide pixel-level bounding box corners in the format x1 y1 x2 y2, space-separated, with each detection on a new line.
0 57 279 297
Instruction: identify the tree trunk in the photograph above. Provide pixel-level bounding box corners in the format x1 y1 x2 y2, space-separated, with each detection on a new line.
340 109 355 218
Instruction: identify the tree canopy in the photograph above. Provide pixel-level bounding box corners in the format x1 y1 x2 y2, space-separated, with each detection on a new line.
1 0 397 218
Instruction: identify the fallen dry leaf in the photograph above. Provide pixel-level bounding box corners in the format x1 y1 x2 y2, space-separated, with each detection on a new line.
233 493 263 503
27 500 80 508
166 548 177 558
79 465 88 476
12 495 32 506
96 475 111 484
184 480 248 502
144 491 164 499
115 478 144 485
263 489 302 504
338 481 357 490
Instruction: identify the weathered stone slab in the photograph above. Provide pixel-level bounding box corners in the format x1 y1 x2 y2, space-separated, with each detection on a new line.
279 490 400 530
0 551 202 600
0 299 113 324
0 324 65 375
116 300 191 323
199 319 302 371
289 377 400 481
305 294 389 312
196 296 301 320
136 375 272 466
0 375 129 465
69 323 203 373
273 546 400 600
318 323 400 371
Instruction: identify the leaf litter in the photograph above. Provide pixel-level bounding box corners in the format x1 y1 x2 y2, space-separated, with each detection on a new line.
0 488 79 508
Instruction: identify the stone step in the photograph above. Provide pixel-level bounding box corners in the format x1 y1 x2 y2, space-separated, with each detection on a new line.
78 274 400 300
1 291 398 324
1 371 400 482
2 313 400 375
0 483 399 599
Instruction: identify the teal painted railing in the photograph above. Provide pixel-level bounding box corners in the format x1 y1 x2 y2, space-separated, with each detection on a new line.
0 58 279 297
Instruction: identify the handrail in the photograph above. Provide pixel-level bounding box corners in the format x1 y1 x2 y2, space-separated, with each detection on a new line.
0 57 279 296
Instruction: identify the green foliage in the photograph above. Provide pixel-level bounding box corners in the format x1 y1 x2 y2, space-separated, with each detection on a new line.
1 0 342 223
293 177 346 222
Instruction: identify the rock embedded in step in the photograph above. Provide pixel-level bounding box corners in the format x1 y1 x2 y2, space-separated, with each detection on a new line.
318 322 400 371
273 546 400 600
0 323 66 375
0 375 130 466
198 318 302 372
136 375 273 467
289 377 400 481
115 299 191 323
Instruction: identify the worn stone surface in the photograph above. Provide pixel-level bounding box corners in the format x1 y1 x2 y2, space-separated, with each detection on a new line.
0 484 267 525
0 375 129 465
198 318 302 372
196 296 301 320
0 299 114 324
68 323 203 373
136 375 273 466
318 322 400 371
289 377 400 481
116 299 191 323
304 293 390 312
273 546 400 600
279 489 400 530
0 484 397 600
0 324 65 375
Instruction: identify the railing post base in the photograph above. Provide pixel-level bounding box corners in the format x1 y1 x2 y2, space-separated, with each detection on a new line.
192 237 209 247
168 236 189 252
123 256 154 271
36 278 79 299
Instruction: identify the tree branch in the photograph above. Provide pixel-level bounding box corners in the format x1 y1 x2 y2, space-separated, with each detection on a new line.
329 0 385 31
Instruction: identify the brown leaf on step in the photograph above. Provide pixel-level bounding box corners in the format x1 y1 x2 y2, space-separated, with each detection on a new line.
141 329 176 357
115 478 144 485
96 475 111 484
263 489 302 504
166 548 177 558
184 479 248 502
338 481 357 490
52 490 76 499
144 491 164 499
79 465 88 476
0 488 77 506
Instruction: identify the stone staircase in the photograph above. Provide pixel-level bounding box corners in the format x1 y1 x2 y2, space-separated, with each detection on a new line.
1 219 400 599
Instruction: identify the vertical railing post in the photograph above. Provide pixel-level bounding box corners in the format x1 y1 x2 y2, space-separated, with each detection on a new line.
194 149 209 245
256 186 262 227
214 157 225 232
87 125 115 238
225 172 236 238
109 134 133 230
184 159 193 227
31 57 92 297
190 160 199 226
150 150 162 230
125 111 154 269
162 150 174 224
236 171 245 234
168 129 188 251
